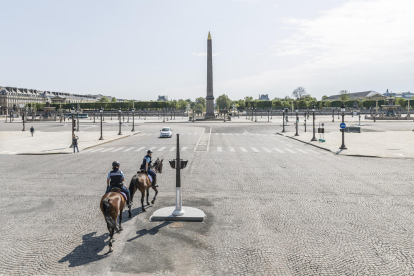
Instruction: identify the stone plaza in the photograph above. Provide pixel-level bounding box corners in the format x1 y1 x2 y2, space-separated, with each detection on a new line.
1 114 414 275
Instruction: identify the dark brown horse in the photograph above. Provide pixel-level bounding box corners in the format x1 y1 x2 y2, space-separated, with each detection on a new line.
100 188 126 252
128 158 163 217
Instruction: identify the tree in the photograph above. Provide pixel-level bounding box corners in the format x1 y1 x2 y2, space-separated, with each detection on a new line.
396 97 406 107
111 97 117 103
216 94 232 109
339 90 350 102
292 87 307 101
236 99 246 109
322 95 328 100
324 100 332 107
244 96 253 102
195 97 206 107
177 99 188 110
98 96 110 103
195 103 204 113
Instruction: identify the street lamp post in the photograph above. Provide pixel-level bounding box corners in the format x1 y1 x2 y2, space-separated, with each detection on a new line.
267 109 270 122
118 108 122 135
358 110 361 126
255 108 257 122
340 103 347 149
93 109 96 123
295 109 299 136
304 112 306 132
76 105 80 132
332 108 334 122
99 106 104 140
163 108 165 122
282 110 285 132
311 106 317 141
22 108 26 131
131 108 135 132
127 108 130 123
338 107 340 119
285 108 289 125
70 106 75 147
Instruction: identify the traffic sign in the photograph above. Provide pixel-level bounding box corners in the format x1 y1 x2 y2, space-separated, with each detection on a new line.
340 123 346 129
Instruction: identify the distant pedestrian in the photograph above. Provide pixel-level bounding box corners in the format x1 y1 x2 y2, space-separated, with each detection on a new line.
73 135 79 153
30 126 34 137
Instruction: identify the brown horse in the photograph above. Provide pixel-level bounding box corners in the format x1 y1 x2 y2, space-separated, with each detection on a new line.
128 158 163 217
100 188 126 252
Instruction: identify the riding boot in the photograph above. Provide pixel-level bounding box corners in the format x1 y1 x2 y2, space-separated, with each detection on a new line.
151 177 159 188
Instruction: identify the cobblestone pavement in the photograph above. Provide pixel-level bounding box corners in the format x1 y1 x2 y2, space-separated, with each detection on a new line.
1 123 414 275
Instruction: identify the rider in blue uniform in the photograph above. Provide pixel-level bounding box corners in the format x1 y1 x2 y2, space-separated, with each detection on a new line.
141 150 157 187
106 161 131 206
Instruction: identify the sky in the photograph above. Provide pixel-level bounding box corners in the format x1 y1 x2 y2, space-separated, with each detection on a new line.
0 0 413 101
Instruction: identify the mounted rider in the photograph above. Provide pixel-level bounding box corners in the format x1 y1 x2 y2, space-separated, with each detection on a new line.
140 150 158 187
106 161 131 206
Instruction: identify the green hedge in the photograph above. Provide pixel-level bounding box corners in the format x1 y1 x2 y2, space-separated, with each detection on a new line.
49 101 181 110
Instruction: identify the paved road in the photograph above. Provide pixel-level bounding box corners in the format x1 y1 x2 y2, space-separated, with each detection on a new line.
1 122 414 275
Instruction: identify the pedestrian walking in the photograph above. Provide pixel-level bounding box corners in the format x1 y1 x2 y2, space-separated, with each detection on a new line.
73 135 79 153
30 126 34 137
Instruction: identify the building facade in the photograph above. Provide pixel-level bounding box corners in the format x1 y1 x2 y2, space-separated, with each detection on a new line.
0 86 99 114
258 94 269 101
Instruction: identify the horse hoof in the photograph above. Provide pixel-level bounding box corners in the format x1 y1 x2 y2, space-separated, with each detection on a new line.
142 209 147 212
119 227 123 231
128 212 132 218
147 202 150 206
151 200 155 204
109 248 113 253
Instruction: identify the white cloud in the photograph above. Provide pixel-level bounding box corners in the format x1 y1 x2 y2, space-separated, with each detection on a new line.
219 0 414 99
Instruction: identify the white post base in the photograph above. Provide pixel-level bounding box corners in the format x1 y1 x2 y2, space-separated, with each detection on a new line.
172 187 185 216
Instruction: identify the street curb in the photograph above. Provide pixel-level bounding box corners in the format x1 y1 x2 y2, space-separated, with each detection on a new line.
17 131 140 155
276 132 411 159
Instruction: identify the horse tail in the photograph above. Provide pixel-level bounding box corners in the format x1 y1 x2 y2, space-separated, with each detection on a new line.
129 176 137 199
103 198 118 231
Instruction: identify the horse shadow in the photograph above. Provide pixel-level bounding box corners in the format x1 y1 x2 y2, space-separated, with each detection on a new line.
58 232 109 267
127 221 170 242
121 204 154 223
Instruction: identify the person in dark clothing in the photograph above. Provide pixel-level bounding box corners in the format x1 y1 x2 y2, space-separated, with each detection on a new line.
30 126 34 137
73 135 79 153
106 161 131 206
140 150 157 187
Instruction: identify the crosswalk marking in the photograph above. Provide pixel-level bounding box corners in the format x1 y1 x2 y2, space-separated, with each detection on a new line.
217 147 223 152
222 133 226 135
135 147 145 151
235 133 240 136
90 148 104 152
100 148 114 152
158 147 166 151
169 147 176 151
262 147 272 153
149 147 156 150
273 148 284 153
240 147 248 152
81 148 94 153
285 144 293 148
228 133 233 135
124 147 135 152
285 148 296 154
296 149 308 154
229 147 235 152
307 149 320 155
181 147 187 151
111 147 125 152
251 147 260 153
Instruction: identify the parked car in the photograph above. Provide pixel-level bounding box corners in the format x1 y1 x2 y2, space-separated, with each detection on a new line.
159 127 172 138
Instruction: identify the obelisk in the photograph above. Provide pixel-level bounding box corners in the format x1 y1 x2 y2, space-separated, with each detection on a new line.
205 31 215 118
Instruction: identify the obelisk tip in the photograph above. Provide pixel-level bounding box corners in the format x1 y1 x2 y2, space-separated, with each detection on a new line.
208 31 211 40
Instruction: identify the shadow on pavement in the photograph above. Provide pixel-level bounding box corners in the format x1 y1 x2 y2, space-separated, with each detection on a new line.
127 221 170 242
58 232 109 267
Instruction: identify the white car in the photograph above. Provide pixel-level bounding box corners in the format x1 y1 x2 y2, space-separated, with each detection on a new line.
159 127 173 138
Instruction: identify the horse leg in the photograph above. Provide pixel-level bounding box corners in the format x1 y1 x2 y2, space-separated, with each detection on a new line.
108 228 114 252
151 187 158 205
146 189 150 205
141 190 146 212
119 209 123 231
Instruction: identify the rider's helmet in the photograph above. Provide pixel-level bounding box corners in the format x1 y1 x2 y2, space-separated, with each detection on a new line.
112 161 120 168
147 150 153 154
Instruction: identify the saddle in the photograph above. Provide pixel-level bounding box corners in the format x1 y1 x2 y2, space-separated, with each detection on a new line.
137 170 153 183
110 187 127 201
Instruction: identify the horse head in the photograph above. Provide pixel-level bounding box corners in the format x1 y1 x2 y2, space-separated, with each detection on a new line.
154 158 163 173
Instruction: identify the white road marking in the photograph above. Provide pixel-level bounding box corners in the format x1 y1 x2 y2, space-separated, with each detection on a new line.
229 147 235 152
158 147 166 151
181 147 187 151
222 133 226 135
228 133 233 135
81 148 94 153
296 149 308 154
215 133 219 135
307 150 320 155
149 147 156 150
273 148 284 153
124 147 135 152
285 144 293 148
101 148 115 152
240 147 248 152
217 147 223 152
169 147 176 151
285 148 296 154
251 147 260 153
262 147 272 153
90 148 105 152
111 147 125 152
135 147 145 151
194 133 198 135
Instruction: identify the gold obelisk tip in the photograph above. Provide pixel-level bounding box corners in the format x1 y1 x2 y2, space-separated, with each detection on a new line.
208 31 211 40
